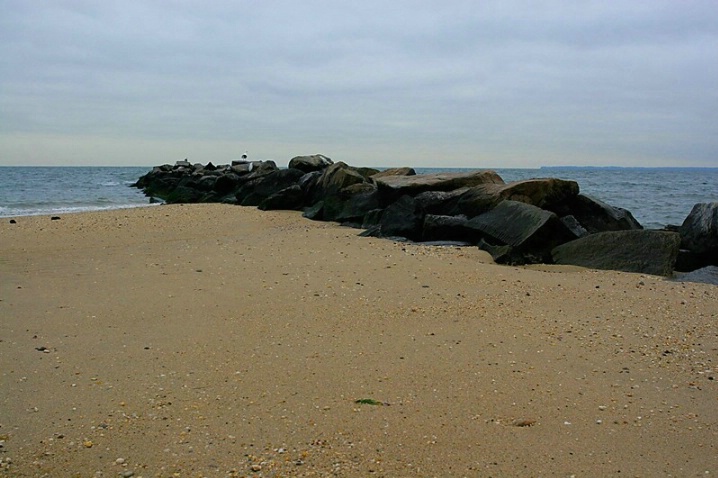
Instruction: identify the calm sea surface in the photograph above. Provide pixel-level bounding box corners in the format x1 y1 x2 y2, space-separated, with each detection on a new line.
1 166 716 229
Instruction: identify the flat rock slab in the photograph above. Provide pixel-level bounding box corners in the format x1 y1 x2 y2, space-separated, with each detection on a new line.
375 170 504 197
552 230 681 276
466 200 560 247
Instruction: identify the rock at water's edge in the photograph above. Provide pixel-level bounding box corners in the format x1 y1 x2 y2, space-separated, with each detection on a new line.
552 230 680 276
679 202 718 257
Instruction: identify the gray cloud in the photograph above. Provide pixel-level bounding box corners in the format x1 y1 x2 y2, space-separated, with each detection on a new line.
1 0 717 167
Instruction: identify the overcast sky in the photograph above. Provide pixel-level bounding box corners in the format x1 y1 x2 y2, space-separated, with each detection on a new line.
1 1 717 168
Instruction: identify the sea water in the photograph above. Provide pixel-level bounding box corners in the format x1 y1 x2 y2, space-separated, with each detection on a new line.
0 167 152 218
1 166 716 229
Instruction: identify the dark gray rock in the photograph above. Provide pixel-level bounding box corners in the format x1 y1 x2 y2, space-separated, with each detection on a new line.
452 184 504 218
375 170 505 201
236 168 305 206
358 225 382 238
552 230 681 276
302 201 324 220
371 167 416 178
560 215 589 238
477 238 513 263
311 162 368 203
288 154 334 173
355 167 381 179
258 185 304 211
231 163 252 174
322 183 381 222
362 209 384 228
466 200 575 251
378 195 425 240
196 175 219 191
497 178 579 209
250 160 278 174
415 189 469 215
165 183 205 203
679 202 718 258
452 178 579 218
298 170 323 190
213 173 243 195
549 194 642 234
422 215 472 242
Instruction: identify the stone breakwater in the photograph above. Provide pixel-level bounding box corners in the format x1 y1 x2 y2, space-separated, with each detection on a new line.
133 155 718 279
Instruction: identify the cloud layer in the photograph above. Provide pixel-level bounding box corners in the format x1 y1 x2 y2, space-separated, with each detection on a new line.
1 0 717 167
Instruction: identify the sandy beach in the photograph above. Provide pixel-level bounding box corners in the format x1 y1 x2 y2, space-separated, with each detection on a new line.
1 204 716 477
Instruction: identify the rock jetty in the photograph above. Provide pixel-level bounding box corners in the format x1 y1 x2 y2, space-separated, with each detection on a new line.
133 155 717 279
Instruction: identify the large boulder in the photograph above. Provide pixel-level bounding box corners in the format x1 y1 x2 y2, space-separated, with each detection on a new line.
375 170 505 202
371 167 416 179
466 200 576 250
236 168 305 206
322 183 381 223
452 184 505 217
549 194 642 234
378 195 425 240
453 179 580 218
250 160 279 174
498 178 579 209
552 230 681 276
288 154 334 173
421 214 473 242
416 188 471 215
679 202 718 264
309 162 369 204
212 173 243 196
258 185 304 211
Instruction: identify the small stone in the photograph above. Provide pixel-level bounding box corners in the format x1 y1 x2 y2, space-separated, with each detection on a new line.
250 464 262 472
120 471 135 478
115 458 126 465
83 440 93 448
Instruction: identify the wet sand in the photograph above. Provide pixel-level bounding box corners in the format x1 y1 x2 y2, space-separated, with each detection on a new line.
1 204 716 477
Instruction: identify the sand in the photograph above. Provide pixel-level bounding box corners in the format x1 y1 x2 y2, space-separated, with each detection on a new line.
1 204 716 477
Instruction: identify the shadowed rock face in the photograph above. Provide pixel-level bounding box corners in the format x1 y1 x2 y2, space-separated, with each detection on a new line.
467 200 574 248
379 195 425 241
465 200 577 264
549 194 642 234
371 167 416 179
552 230 681 276
679 202 718 261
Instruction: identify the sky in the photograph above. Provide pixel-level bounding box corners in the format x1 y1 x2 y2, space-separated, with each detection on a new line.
1 1 717 168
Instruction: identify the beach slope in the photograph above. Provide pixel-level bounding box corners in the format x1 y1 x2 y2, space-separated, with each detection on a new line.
1 204 716 476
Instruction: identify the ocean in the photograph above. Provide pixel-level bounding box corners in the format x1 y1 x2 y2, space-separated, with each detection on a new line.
1 166 716 229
